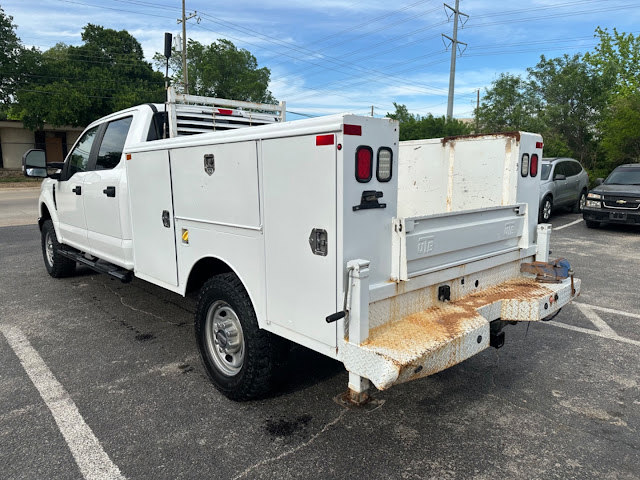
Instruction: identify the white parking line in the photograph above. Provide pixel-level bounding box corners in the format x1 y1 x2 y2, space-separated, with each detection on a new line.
573 302 640 320
0 325 125 480
574 303 617 336
553 218 583 231
544 302 640 347
546 321 640 347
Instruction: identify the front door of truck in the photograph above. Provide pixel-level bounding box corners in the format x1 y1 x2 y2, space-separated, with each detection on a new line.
83 116 132 263
56 126 99 249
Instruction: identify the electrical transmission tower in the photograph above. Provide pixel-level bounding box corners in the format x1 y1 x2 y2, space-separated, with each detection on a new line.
442 1 468 120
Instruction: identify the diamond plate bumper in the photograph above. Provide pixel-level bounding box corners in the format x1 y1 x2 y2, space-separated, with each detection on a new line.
338 275 580 391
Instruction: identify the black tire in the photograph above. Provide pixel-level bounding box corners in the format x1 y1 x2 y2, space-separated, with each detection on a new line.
585 220 600 228
41 219 76 278
195 273 276 401
572 190 587 213
539 196 553 223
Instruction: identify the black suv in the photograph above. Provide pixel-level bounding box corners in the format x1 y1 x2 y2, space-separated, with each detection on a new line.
583 164 640 228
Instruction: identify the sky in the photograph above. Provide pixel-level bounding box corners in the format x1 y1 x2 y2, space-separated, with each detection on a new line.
3 0 640 120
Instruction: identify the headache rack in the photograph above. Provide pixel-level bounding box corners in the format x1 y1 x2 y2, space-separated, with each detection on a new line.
166 86 286 137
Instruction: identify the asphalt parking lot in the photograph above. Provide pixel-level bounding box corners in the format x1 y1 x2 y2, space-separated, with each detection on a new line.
1 202 639 479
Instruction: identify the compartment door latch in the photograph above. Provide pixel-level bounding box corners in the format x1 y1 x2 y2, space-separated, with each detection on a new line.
309 228 328 256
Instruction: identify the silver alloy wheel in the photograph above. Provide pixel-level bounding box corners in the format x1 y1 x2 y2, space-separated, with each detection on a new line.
45 231 54 267
579 193 586 211
204 300 245 376
542 199 552 221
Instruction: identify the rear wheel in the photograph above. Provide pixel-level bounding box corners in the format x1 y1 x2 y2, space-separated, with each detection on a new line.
195 273 277 400
585 220 600 228
572 190 587 213
539 196 553 223
41 220 76 278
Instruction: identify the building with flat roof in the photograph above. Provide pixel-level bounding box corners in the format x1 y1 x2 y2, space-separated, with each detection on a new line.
0 120 84 169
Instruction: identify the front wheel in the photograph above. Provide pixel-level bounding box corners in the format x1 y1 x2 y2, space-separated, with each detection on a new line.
539 197 553 223
195 273 277 401
41 220 76 278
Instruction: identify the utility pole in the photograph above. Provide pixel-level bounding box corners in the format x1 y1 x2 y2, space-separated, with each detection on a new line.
371 106 374 117
177 1 199 94
476 88 480 132
442 1 468 121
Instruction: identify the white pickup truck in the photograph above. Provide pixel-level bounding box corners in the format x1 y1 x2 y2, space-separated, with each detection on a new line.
24 89 580 403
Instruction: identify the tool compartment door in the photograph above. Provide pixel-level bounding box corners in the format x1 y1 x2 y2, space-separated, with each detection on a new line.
126 149 178 287
262 134 337 348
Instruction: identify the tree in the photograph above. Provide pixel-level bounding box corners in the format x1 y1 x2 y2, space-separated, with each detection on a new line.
0 7 22 117
12 24 165 129
585 28 640 167
154 39 275 103
600 90 640 166
584 27 640 95
528 54 605 167
474 73 543 134
386 103 470 141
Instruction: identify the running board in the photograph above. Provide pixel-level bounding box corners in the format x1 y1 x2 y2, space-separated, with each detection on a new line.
58 249 133 283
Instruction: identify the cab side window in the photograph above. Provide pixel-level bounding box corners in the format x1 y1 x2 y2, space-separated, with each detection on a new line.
68 126 99 177
96 117 133 170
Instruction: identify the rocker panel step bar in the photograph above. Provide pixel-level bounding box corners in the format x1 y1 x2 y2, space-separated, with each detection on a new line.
58 249 133 283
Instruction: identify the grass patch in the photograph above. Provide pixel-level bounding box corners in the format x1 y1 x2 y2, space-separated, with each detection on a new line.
0 176 42 183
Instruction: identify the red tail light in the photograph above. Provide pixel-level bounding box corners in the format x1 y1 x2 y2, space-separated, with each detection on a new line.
530 154 539 177
355 146 373 183
316 134 334 146
217 109 233 115
344 124 362 136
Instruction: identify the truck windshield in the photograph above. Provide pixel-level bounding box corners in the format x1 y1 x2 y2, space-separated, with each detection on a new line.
541 164 551 180
605 167 640 185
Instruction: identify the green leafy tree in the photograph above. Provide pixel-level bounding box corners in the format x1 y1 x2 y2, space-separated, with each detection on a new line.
13 24 164 129
600 90 640 165
585 28 640 167
474 73 543 134
154 39 275 103
585 27 640 95
386 103 470 141
528 54 605 167
0 7 22 117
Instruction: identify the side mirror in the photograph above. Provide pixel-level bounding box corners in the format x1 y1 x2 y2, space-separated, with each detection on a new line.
553 173 566 181
22 149 65 179
22 149 47 178
595 178 604 186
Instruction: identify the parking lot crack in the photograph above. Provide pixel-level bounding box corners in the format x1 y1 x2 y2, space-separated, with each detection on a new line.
95 279 182 326
231 409 348 480
486 393 638 449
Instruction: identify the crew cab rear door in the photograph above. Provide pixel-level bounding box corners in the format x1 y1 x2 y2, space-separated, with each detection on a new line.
83 116 132 264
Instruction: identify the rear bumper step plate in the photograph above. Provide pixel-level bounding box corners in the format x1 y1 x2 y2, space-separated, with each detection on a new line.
339 276 580 390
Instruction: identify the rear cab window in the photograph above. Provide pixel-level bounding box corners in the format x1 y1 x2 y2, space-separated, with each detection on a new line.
96 117 133 170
